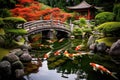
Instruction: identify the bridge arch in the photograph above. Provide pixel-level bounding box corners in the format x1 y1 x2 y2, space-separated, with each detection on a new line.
18 20 71 38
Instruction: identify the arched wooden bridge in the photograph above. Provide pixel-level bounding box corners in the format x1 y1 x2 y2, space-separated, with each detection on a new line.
17 20 71 36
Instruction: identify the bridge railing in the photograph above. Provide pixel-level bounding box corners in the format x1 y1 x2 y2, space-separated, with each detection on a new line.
17 20 67 31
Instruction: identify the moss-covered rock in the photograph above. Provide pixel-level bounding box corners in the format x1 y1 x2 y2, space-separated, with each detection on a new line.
96 37 119 47
95 22 120 37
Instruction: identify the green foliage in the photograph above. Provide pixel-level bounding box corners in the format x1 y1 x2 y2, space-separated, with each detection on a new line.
0 9 11 18
3 17 27 24
79 18 87 27
113 4 120 21
6 29 27 35
73 27 82 36
95 12 115 25
3 17 27 28
96 22 120 36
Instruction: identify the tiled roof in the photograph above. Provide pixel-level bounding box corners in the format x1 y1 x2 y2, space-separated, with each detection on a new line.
67 0 93 9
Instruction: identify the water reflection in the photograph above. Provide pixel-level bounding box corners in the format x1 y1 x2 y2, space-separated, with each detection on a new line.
24 61 77 80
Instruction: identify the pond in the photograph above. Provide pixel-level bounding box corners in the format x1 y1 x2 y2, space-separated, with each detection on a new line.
23 38 120 80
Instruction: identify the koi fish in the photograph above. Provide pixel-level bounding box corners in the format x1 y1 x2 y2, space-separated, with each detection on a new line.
54 49 63 56
58 38 64 42
46 39 56 44
63 50 74 60
90 62 118 80
75 45 82 51
63 50 69 57
44 51 52 59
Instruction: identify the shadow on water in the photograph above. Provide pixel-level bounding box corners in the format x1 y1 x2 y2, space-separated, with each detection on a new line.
22 38 120 80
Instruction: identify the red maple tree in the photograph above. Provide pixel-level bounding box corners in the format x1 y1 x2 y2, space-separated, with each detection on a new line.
10 0 72 22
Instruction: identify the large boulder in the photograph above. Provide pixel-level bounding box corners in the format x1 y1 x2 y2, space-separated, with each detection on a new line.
109 39 120 56
0 61 11 77
2 53 19 63
96 42 107 53
15 69 24 78
12 61 24 70
20 53 32 62
89 43 97 53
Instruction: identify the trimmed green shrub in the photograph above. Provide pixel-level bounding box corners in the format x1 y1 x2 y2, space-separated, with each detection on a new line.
73 27 82 36
95 12 115 25
3 17 27 28
6 29 28 35
3 17 27 24
95 22 120 36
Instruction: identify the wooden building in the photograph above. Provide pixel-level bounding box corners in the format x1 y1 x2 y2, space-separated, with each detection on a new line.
67 0 102 20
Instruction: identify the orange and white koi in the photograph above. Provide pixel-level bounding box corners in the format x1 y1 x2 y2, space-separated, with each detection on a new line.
44 51 52 59
63 50 69 57
90 62 118 80
54 49 63 56
75 45 82 51
63 50 74 59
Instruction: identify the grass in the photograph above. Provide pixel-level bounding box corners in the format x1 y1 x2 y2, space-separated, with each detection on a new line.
0 48 10 60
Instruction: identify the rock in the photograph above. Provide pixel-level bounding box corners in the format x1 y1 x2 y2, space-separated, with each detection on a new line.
109 39 120 56
15 50 24 57
0 61 11 76
87 35 96 47
15 36 23 42
15 69 24 78
12 61 24 70
20 53 32 62
2 53 19 63
96 42 107 53
89 43 97 52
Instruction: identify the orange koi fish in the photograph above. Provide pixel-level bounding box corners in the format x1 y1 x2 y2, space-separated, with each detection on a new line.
44 51 52 59
63 50 69 57
90 62 118 80
75 45 81 51
54 49 63 56
63 50 74 60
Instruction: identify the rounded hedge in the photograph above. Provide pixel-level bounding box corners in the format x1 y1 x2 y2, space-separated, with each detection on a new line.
95 12 115 25
95 22 120 36
3 17 27 24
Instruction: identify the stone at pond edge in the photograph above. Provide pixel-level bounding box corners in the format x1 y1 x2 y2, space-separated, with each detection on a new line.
0 61 11 76
15 69 24 78
2 53 19 63
87 35 96 47
12 61 24 70
20 53 32 62
89 43 97 52
109 39 120 56
96 42 107 53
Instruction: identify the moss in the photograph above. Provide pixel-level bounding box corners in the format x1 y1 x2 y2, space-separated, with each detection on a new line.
0 48 10 60
96 37 119 47
95 22 120 36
